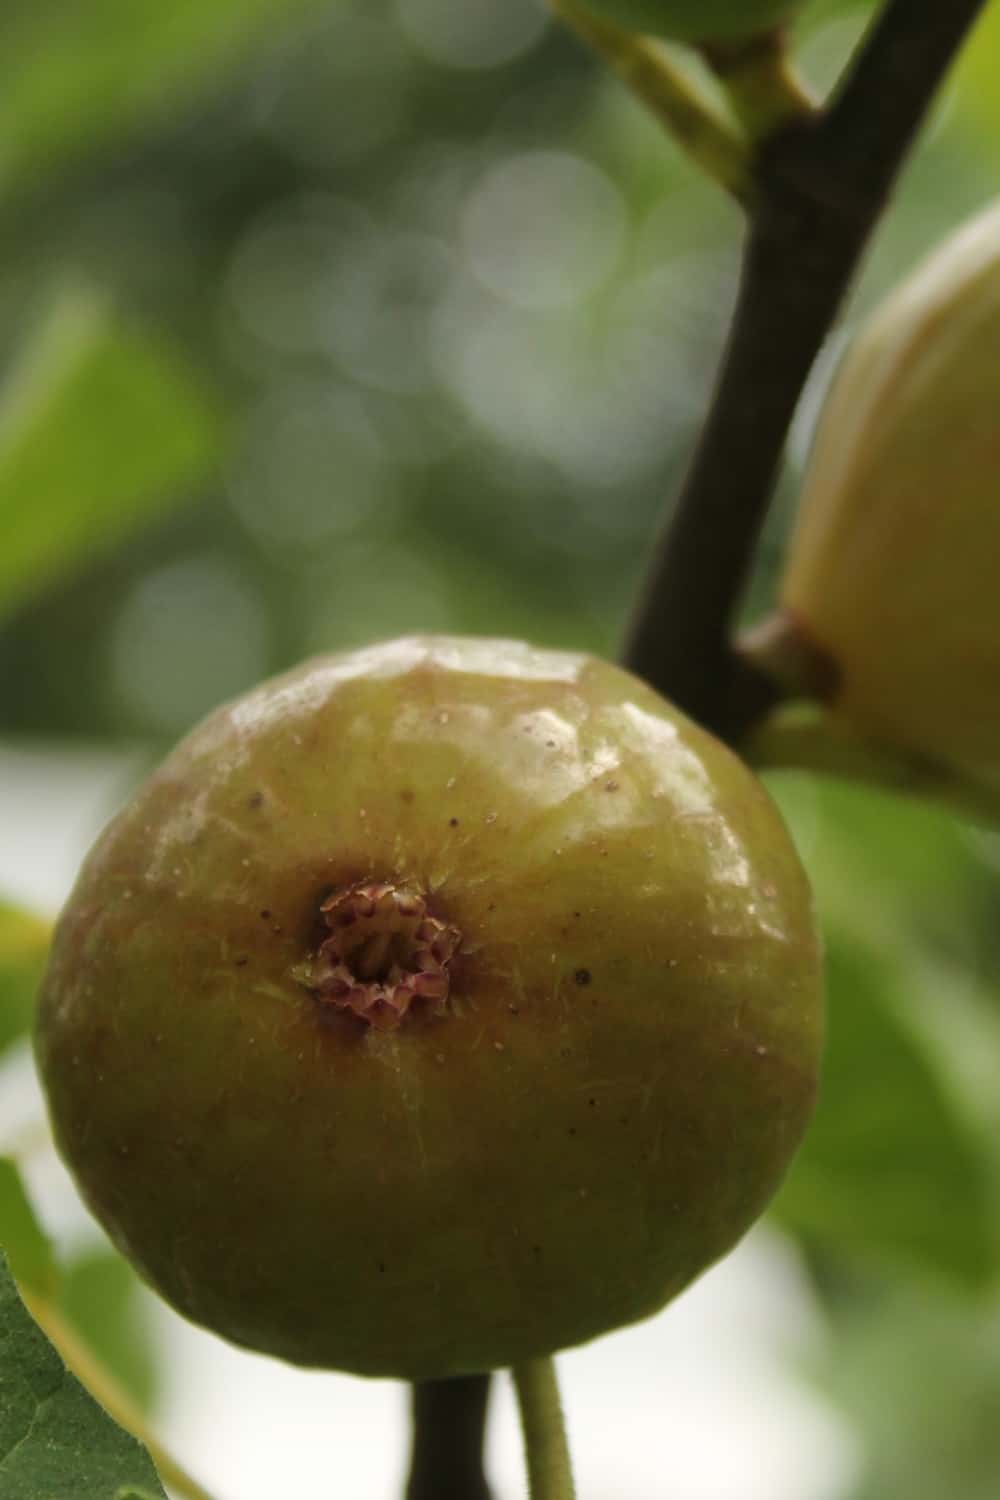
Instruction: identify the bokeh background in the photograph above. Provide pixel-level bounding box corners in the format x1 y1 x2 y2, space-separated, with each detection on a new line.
5 0 1000 1495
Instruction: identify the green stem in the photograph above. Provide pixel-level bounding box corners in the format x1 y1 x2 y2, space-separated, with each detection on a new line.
511 1356 576 1500
23 1291 220 1500
746 704 1000 825
550 0 753 203
701 29 817 142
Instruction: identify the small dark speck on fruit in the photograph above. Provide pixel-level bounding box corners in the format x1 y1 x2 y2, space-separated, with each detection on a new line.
573 911 581 919
378 1260 387 1274
401 789 414 803
568 1127 577 1136
605 780 619 792
546 739 556 748
574 968 592 986
248 791 264 809
260 909 271 920
235 956 249 967
449 817 459 827
559 1045 572 1059
508 1004 520 1015
588 1098 597 1108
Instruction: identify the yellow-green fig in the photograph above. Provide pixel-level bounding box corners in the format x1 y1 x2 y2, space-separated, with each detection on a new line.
35 636 822 1378
775 200 1000 801
573 0 800 44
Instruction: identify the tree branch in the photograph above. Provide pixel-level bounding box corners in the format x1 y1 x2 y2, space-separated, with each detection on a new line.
405 1376 493 1500
622 0 990 742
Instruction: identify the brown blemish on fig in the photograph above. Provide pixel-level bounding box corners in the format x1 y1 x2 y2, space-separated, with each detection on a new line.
574 968 591 986
294 880 461 1032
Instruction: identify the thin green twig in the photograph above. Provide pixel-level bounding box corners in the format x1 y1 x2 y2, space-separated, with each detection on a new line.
701 28 818 142
550 0 754 203
512 1356 576 1500
746 704 1000 825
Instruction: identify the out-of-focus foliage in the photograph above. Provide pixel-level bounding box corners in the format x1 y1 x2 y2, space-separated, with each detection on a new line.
2 1 1000 1497
0 1250 165 1499
802 1269 1000 1500
57 1249 160 1415
2 0 325 196
0 901 49 1057
0 289 220 622
0 1158 56 1297
775 933 994 1287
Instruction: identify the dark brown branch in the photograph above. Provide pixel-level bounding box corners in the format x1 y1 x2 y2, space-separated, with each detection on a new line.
622 0 990 743
405 1376 493 1500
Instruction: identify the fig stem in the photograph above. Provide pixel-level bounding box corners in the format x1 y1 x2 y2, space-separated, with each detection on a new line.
700 29 817 144
406 1376 494 1500
549 0 754 203
21 1288 220 1500
512 1356 577 1500
745 704 1000 825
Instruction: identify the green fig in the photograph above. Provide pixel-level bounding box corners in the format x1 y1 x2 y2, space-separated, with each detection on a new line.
35 636 822 1379
777 199 1000 805
573 0 800 44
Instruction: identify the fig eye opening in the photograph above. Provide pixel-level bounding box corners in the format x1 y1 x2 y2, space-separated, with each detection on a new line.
294 880 461 1031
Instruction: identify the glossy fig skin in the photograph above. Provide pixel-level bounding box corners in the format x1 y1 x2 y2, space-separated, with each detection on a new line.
35 636 822 1379
578 0 799 44
782 199 1000 794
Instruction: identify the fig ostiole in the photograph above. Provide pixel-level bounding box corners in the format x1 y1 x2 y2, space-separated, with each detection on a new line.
35 635 823 1379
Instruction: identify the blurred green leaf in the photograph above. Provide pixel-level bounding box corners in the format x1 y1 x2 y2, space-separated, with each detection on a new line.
0 899 49 1057
0 1159 56 1299
954 5 1000 137
815 1282 1000 1500
769 775 981 953
774 934 996 1287
0 1249 166 1498
2 0 325 197
58 1249 159 1414
0 287 221 622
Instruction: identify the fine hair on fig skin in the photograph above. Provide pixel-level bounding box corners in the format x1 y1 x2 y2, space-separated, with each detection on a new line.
35 636 822 1380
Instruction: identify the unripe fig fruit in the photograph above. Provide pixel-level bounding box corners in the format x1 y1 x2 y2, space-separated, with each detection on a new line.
779 199 1000 794
574 0 799 44
35 636 822 1378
